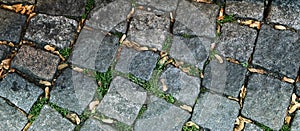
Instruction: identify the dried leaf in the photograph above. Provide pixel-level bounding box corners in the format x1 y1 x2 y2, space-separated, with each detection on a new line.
240 20 253 25
119 34 126 43
8 42 14 47
66 113 80 125
89 100 100 111
13 4 23 12
282 76 295 83
227 96 239 102
292 93 298 104
127 8 135 21
137 46 149 51
226 58 239 64
2 58 11 70
73 67 84 73
185 121 199 129
45 87 50 99
58 63 68 70
285 115 292 124
180 105 193 112
248 68 266 74
160 79 168 91
289 103 300 114
250 21 261 29
23 123 31 131
274 25 287 30
102 118 114 124
39 80 52 86
214 54 223 63
44 45 55 52
170 12 175 23
194 0 212 4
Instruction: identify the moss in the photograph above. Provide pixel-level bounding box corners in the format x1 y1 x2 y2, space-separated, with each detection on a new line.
28 97 48 123
95 68 113 99
217 15 235 25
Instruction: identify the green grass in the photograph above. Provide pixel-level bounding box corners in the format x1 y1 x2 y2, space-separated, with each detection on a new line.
161 35 173 52
95 68 113 99
280 124 290 131
48 103 70 117
182 125 199 131
82 0 95 19
217 15 235 25
115 122 133 131
58 47 71 59
28 97 48 123
137 104 147 118
161 94 175 104
256 122 272 131
241 62 249 68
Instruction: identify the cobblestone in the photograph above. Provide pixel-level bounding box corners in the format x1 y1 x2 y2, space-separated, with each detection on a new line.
81 118 117 131
0 45 10 60
0 0 34 4
226 0 264 20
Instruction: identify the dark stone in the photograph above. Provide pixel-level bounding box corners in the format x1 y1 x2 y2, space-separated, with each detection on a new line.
136 0 178 15
0 45 10 60
94 0 116 9
81 118 117 131
0 0 34 4
226 0 264 20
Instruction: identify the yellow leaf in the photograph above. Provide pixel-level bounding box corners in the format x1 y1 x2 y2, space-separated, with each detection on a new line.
180 105 193 112
39 80 52 86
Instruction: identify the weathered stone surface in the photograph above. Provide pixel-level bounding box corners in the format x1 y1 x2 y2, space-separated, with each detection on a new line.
291 111 300 131
136 0 178 15
0 45 10 60
192 92 239 130
0 73 43 113
244 123 263 131
242 74 293 130
97 76 147 125
94 0 116 9
81 118 117 131
268 0 300 31
51 68 97 114
297 81 300 96
115 47 158 81
135 96 190 131
24 14 78 49
0 9 26 43
36 0 86 17
253 25 300 78
11 45 60 81
0 0 34 4
29 105 75 131
0 97 27 130
203 60 247 97
226 0 264 20
159 67 200 106
216 23 256 62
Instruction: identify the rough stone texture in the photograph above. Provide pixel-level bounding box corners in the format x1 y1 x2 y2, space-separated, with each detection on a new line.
115 47 159 81
253 25 300 79
159 67 200 106
0 73 43 113
203 60 247 97
24 14 78 49
242 74 293 130
0 97 27 131
81 118 117 131
244 123 263 131
226 0 264 20
0 45 10 60
51 68 97 114
35 0 86 17
291 111 300 131
94 0 116 9
0 9 26 43
175 0 219 38
297 81 300 96
216 23 256 63
97 76 147 125
11 45 60 81
268 0 300 31
0 0 34 4
134 96 190 131
136 0 178 15
29 105 75 131
191 92 239 130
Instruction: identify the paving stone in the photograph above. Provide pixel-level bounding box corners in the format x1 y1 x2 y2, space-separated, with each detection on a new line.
136 0 178 15
0 73 43 113
191 92 239 130
203 60 247 97
35 0 86 17
297 81 300 96
51 68 97 114
24 14 78 49
81 118 117 131
158 67 200 106
0 97 27 131
268 0 300 31
242 74 293 130
175 0 219 38
0 9 26 43
216 23 256 62
94 0 116 9
29 105 75 131
134 96 190 131
0 0 34 4
0 45 10 60
291 111 300 131
97 76 147 125
115 47 158 81
226 0 264 20
11 45 60 81
253 25 300 78
244 123 263 131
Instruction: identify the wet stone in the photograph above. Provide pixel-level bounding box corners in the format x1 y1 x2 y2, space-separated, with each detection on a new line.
36 0 85 17
0 45 10 60
0 0 34 4
11 45 60 81
203 60 247 97
0 9 26 43
291 111 300 131
242 74 293 130
268 0 300 31
134 96 190 131
159 67 200 106
0 73 43 113
191 92 239 130
0 97 27 130
24 14 78 49
115 47 158 81
136 0 178 15
29 105 75 131
244 123 263 131
226 0 264 20
216 23 256 63
253 25 300 79
51 68 97 114
81 118 117 131
97 76 147 125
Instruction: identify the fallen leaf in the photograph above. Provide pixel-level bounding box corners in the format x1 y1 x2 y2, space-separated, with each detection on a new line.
170 12 175 22
39 80 51 86
1 58 11 70
214 54 223 63
194 0 212 4
137 46 148 51
282 76 295 83
119 34 126 43
160 79 168 91
226 58 239 64
250 21 261 29
45 87 50 99
89 100 100 111
185 121 199 129
227 96 239 102
72 67 84 73
248 68 266 74
58 63 68 70
180 105 193 112
274 25 287 30
288 103 300 114
127 8 135 21
102 118 114 124
44 45 55 52
285 115 292 124
66 113 80 125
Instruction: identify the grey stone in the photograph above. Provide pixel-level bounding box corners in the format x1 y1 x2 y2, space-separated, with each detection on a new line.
297 81 300 96
81 118 117 131
136 0 178 15
291 111 300 131
0 73 43 113
29 105 75 131
11 45 60 81
203 60 247 97
268 0 300 31
0 0 34 4
0 97 27 131
191 92 239 130
97 76 147 125
94 0 116 9
226 0 264 20
159 67 200 106
253 25 300 79
244 123 263 131
36 0 86 17
115 47 159 81
0 45 10 60
242 74 293 130
51 68 97 114
0 9 26 43
216 23 256 63
134 96 190 131
176 0 219 38
24 14 78 49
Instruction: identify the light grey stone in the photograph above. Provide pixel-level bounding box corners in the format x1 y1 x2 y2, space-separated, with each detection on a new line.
244 123 263 131
136 0 178 15
226 0 264 20
81 118 117 131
